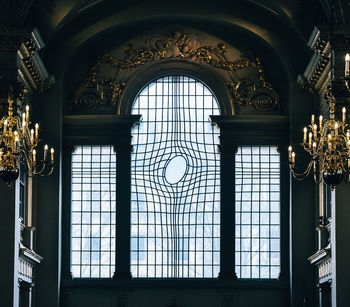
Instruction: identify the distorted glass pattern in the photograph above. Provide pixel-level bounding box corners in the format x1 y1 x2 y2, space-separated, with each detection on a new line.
71 146 116 278
235 146 280 278
131 75 220 278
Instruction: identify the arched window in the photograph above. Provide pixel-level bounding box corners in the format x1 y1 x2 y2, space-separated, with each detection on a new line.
130 75 221 278
67 75 282 281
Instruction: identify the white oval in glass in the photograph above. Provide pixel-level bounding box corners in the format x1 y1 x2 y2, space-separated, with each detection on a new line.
164 155 187 184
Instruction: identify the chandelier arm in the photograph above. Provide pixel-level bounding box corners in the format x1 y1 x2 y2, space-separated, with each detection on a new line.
289 160 313 180
19 149 35 177
313 171 323 184
38 165 54 177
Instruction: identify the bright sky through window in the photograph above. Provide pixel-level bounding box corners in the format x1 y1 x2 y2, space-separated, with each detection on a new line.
131 75 221 278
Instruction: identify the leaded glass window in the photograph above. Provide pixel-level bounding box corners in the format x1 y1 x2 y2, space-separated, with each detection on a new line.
235 146 280 278
131 75 220 278
71 146 116 278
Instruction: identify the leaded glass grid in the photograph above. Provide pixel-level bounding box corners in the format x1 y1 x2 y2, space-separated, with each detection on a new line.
235 146 280 279
131 75 220 278
71 146 116 278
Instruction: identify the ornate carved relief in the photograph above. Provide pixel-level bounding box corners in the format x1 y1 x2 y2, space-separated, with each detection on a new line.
102 31 251 71
18 256 34 282
68 29 280 113
318 257 332 282
226 57 280 111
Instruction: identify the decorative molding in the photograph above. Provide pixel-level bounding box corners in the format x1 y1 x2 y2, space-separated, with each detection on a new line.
18 256 34 283
18 244 43 282
298 26 332 95
0 27 55 94
300 25 350 100
68 29 280 114
227 57 280 111
102 31 251 71
17 28 55 93
70 78 125 112
308 247 331 283
318 257 332 283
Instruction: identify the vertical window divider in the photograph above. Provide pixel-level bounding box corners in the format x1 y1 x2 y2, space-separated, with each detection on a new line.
278 144 289 280
210 115 237 280
62 145 74 280
114 115 142 280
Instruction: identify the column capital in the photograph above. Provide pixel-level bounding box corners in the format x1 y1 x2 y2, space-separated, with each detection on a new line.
317 280 331 290
63 114 142 143
217 144 238 154
113 144 133 153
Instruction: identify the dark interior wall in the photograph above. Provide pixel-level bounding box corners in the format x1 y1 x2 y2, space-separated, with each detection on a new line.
61 286 289 307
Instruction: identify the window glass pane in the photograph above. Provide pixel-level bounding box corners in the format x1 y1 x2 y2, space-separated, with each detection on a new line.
71 145 116 278
131 75 220 278
235 146 280 279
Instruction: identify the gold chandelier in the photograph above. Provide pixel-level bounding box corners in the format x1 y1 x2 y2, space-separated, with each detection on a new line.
288 88 350 190
0 94 54 186
288 0 350 190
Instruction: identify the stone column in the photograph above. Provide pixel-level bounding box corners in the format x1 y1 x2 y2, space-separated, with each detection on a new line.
0 181 20 307
113 115 141 279
331 183 350 307
210 116 237 280
318 281 331 307
20 282 33 307
289 83 317 307
61 146 74 280
278 145 289 281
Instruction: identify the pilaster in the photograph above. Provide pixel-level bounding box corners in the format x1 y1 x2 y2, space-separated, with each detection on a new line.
0 180 20 307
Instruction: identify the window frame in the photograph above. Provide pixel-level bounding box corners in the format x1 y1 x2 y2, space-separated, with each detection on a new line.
61 64 289 288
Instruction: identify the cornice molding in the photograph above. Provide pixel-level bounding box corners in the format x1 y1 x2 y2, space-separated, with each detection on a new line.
0 28 55 95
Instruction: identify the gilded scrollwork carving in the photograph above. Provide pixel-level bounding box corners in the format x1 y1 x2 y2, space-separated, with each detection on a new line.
102 31 252 71
68 29 280 113
69 64 126 111
227 57 280 111
227 79 256 106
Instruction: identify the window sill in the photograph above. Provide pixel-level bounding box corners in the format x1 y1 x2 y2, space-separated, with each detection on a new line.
61 278 289 290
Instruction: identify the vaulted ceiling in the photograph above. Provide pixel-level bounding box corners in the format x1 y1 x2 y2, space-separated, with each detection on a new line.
2 0 348 91
4 0 331 46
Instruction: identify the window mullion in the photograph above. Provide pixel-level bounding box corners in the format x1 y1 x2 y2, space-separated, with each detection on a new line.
113 117 141 279
217 135 237 280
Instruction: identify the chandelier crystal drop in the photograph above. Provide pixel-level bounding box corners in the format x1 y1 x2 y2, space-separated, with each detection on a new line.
0 95 54 186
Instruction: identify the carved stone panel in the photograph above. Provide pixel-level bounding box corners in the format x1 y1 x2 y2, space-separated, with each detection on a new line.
67 27 280 115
